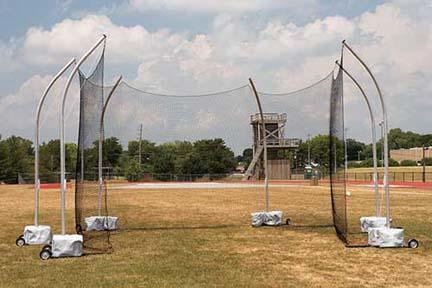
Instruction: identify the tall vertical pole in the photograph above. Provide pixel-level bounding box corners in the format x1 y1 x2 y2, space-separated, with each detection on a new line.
336 61 380 216
98 76 122 215
380 121 384 167
34 58 76 226
344 128 348 172
342 40 391 228
423 145 426 183
60 35 106 235
307 134 311 166
249 78 269 211
139 124 143 166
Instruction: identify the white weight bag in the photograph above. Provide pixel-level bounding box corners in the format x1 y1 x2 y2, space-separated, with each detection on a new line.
23 225 52 245
368 227 404 248
251 211 283 227
51 234 83 258
360 216 390 232
85 216 119 231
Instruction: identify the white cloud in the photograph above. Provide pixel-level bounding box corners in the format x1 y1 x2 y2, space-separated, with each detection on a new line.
128 0 313 13
1 1 432 146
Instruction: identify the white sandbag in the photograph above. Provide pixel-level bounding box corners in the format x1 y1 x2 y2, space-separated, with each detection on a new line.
368 227 404 248
251 211 283 227
23 225 52 245
84 216 119 231
51 234 83 257
360 216 390 232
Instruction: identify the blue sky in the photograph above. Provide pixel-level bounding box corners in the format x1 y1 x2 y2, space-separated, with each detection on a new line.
0 0 385 40
0 0 431 147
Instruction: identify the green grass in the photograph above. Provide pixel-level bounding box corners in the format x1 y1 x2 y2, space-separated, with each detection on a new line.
1 183 432 287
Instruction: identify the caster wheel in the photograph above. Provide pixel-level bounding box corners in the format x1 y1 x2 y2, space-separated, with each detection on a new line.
42 244 52 252
40 249 52 260
76 224 83 234
16 236 25 247
408 239 419 249
286 218 292 226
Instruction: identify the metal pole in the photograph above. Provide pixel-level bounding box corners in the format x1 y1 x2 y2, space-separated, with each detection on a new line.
60 35 106 235
139 124 143 166
249 78 269 211
34 58 76 226
335 61 380 216
344 128 348 172
98 75 122 215
307 134 311 165
379 121 384 167
342 40 391 228
423 145 426 183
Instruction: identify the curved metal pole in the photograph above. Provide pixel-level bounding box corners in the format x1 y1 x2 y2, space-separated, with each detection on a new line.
59 35 106 235
342 40 390 228
249 78 269 211
98 76 123 215
335 61 379 216
34 58 76 226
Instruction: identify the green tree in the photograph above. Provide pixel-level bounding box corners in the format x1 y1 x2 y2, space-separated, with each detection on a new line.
152 152 175 175
239 148 253 168
0 136 33 183
65 143 77 174
128 139 157 166
400 159 417 166
387 128 422 150
125 159 142 182
389 158 399 167
346 138 366 161
192 138 237 175
420 157 432 166
297 135 343 171
103 137 123 168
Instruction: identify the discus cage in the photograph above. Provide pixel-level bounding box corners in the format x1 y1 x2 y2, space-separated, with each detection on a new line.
17 35 420 261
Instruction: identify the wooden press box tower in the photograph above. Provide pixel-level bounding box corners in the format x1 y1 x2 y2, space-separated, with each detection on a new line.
244 113 300 180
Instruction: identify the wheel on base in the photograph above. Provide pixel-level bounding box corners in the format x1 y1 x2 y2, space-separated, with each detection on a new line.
42 244 52 252
286 218 292 226
408 239 419 249
40 249 52 260
16 236 25 247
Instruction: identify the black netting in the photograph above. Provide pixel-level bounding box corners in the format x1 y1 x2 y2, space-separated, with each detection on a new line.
75 48 112 253
329 66 348 243
258 72 335 228
101 83 266 230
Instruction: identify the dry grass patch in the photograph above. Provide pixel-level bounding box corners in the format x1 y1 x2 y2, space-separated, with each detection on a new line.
0 183 431 287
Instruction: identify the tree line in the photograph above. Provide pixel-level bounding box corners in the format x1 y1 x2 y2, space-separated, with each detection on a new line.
1 128 431 183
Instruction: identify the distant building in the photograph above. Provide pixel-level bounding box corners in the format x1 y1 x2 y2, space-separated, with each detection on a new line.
390 147 432 163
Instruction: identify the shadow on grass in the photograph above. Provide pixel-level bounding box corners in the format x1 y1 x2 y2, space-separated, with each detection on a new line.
112 224 247 232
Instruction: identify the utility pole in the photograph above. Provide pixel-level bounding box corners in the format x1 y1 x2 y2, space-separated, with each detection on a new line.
138 124 143 166
307 134 311 165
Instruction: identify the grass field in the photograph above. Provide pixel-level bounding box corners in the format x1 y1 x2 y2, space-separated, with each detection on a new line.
1 182 432 287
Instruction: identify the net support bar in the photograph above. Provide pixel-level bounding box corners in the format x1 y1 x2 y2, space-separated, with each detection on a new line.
60 35 106 235
35 58 76 226
249 78 269 211
335 61 380 216
342 40 390 228
98 75 123 215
